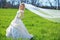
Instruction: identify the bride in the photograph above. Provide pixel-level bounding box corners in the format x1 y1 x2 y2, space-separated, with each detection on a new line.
6 3 33 40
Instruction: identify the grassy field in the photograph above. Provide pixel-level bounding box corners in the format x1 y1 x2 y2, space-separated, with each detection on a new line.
0 9 60 40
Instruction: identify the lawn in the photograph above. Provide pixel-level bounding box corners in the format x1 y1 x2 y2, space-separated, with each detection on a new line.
0 9 60 40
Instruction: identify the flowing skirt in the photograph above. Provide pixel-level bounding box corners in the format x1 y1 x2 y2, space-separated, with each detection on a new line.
6 17 33 39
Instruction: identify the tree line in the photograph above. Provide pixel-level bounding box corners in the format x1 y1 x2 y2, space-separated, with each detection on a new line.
0 0 60 9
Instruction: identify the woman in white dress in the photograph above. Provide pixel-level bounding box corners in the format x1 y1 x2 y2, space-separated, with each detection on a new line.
6 3 33 40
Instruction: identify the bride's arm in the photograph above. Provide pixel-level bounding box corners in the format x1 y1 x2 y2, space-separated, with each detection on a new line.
17 10 24 19
20 12 24 19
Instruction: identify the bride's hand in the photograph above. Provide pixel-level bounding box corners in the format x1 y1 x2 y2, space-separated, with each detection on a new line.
20 13 24 19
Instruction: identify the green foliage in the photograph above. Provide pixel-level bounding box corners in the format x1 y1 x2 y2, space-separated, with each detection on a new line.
0 9 60 40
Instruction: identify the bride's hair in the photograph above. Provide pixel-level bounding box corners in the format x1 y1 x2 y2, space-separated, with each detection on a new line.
20 3 25 7
19 3 25 10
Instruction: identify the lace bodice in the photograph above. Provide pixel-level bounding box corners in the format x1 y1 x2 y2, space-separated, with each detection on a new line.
15 10 24 18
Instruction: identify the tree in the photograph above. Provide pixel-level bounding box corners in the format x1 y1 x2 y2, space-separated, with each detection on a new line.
58 0 60 9
20 0 24 3
0 0 6 8
48 0 53 7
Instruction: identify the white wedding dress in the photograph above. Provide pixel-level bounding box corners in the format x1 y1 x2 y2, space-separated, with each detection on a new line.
6 10 33 40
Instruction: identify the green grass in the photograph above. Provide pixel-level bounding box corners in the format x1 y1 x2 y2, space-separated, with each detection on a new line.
0 9 60 40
